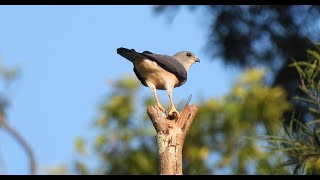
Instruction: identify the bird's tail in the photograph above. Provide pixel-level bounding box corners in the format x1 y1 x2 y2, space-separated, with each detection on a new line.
117 47 144 63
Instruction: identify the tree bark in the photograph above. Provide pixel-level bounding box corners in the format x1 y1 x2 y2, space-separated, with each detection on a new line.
147 105 198 175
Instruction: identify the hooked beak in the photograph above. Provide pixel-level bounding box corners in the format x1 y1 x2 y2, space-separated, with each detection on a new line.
195 57 200 63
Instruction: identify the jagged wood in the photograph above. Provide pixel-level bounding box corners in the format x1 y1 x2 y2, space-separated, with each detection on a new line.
147 105 198 175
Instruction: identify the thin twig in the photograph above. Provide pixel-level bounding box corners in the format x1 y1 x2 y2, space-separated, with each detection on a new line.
0 116 36 175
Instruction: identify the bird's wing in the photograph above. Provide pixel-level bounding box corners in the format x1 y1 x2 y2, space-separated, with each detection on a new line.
140 52 187 83
117 47 146 63
133 67 147 87
117 47 188 85
117 48 148 86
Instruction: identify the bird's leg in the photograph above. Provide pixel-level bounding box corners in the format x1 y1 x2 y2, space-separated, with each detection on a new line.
146 81 166 112
167 88 180 119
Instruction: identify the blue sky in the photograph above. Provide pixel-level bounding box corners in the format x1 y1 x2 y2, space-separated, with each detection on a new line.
0 5 238 174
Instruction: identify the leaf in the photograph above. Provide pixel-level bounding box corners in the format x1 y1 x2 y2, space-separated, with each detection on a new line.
313 128 320 148
307 50 320 62
282 159 298 166
306 119 320 125
75 138 87 155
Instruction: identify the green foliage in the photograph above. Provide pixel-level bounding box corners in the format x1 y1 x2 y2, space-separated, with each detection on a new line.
74 75 157 174
262 43 320 175
0 59 20 87
154 5 320 128
187 68 290 174
73 68 291 174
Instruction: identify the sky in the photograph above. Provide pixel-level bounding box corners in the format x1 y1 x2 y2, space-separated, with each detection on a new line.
0 5 239 174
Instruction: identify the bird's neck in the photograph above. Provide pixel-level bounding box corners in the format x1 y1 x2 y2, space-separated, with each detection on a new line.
182 62 194 71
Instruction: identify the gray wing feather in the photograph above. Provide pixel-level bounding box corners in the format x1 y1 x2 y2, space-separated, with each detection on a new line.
140 53 187 84
117 47 146 63
133 67 147 87
117 47 188 86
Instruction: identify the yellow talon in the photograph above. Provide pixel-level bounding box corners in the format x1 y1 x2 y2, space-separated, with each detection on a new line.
157 104 166 112
168 107 180 120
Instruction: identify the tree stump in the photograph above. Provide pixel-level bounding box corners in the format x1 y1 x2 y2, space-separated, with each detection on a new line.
147 105 198 175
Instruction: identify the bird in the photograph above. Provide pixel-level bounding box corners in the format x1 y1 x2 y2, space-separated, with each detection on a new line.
116 47 200 119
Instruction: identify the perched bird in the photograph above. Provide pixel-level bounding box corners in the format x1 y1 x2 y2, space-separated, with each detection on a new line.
117 47 199 118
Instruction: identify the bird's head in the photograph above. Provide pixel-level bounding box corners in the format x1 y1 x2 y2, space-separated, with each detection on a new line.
173 51 200 70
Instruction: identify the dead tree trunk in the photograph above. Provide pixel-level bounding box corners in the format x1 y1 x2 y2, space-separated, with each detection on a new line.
147 105 198 175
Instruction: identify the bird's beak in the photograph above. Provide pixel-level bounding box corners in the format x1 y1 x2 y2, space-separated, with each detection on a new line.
195 57 200 63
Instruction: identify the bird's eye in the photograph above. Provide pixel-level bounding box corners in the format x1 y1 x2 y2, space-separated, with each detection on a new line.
186 53 192 57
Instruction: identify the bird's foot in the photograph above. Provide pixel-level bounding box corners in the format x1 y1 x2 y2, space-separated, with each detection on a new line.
156 104 166 113
168 107 180 120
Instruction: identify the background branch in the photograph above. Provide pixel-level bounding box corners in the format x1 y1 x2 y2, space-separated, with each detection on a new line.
0 115 36 175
